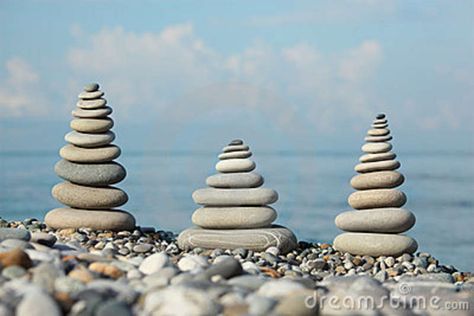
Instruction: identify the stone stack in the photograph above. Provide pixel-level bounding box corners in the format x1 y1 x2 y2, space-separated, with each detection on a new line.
178 139 297 253
45 83 136 231
333 114 418 257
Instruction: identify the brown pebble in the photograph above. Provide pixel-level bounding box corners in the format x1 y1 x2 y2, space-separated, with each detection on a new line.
0 248 32 268
89 262 123 279
320 243 330 249
352 257 362 266
58 228 76 236
69 267 94 283
260 267 281 278
335 266 346 274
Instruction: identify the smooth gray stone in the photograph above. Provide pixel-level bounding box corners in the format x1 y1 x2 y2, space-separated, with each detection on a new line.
218 151 252 160
229 139 243 145
359 152 396 163
70 118 113 133
76 98 107 109
84 83 99 92
192 188 278 206
45 208 135 231
60 144 121 163
348 189 406 209
375 114 385 119
1 239 32 249
177 225 297 254
55 159 126 186
362 142 392 153
206 172 263 188
52 182 128 209
78 90 104 99
16 290 61 316
222 144 249 152
333 233 418 257
364 135 392 142
351 171 404 189
65 131 115 148
95 300 132 316
0 228 30 241
139 252 171 275
371 123 388 129
367 128 390 136
196 257 243 280
192 206 277 229
355 160 400 173
215 159 255 173
228 275 266 290
72 106 112 118
335 208 416 233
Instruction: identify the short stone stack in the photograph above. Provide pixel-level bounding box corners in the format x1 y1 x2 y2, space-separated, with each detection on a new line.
45 83 136 231
178 139 297 253
333 114 418 257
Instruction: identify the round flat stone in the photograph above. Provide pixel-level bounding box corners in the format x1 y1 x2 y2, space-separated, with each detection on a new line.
335 208 415 233
333 233 418 257
373 118 387 123
65 131 115 148
192 206 277 229
218 151 252 160
355 160 400 173
376 113 385 119
45 208 135 231
192 188 278 206
72 106 112 118
84 83 99 92
216 159 255 173
52 182 128 209
55 159 126 186
362 142 392 154
206 172 263 188
60 144 120 163
351 171 404 190
367 128 390 136
77 99 107 109
229 139 243 145
222 145 249 153
364 135 392 142
78 90 104 100
371 123 388 129
177 225 297 254
359 152 396 163
348 189 406 209
70 118 114 133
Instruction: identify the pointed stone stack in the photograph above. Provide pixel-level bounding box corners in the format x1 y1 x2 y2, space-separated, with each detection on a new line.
178 139 297 253
45 83 136 231
333 114 418 257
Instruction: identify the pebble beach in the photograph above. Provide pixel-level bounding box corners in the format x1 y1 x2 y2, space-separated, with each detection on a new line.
0 219 471 316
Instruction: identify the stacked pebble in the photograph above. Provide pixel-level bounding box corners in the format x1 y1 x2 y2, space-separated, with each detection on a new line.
178 139 297 253
45 83 136 231
333 114 418 257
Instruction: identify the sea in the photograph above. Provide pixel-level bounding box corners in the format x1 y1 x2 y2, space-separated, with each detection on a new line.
0 150 473 272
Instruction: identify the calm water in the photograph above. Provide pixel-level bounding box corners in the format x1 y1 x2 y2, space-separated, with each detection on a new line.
0 150 473 271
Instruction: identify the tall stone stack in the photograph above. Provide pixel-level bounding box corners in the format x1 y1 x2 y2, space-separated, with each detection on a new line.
178 139 297 253
333 114 418 257
45 83 136 231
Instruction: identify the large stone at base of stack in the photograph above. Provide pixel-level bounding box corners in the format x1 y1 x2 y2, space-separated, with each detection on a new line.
45 83 135 231
333 114 418 257
178 140 297 254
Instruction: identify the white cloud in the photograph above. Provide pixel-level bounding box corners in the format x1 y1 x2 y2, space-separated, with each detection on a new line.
0 58 47 117
67 25 384 133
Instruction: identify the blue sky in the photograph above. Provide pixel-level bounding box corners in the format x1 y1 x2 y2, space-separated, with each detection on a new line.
0 0 473 152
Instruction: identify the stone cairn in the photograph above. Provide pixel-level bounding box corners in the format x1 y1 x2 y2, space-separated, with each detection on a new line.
178 139 297 253
333 114 418 257
45 83 136 231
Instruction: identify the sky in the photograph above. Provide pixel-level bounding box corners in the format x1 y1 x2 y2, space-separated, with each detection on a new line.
0 0 473 152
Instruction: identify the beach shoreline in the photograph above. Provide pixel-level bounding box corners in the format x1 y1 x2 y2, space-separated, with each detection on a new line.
0 218 471 315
